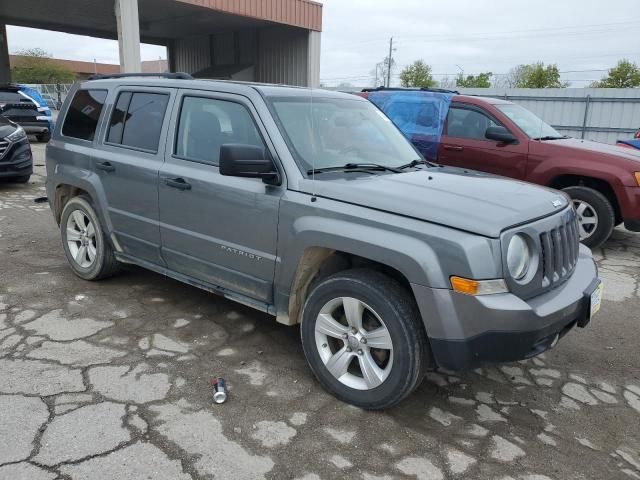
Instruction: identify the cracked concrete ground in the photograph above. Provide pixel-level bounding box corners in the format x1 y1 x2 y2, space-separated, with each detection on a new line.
0 143 639 480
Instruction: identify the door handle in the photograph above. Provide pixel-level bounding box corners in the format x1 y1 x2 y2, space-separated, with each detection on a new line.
443 145 464 152
96 161 116 172
164 177 191 191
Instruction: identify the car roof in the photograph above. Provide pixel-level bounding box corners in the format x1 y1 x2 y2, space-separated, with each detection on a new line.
0 84 22 92
359 88 514 106
453 94 513 105
79 77 362 102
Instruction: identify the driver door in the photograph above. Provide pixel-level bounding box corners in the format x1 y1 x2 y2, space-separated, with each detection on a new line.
158 90 283 303
439 104 528 180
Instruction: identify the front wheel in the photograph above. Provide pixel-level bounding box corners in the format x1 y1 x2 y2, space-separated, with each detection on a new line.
60 196 120 280
300 269 430 409
36 133 51 143
563 186 615 249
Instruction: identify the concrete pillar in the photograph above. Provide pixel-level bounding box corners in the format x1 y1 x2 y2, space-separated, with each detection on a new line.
306 30 321 88
0 24 11 84
114 0 142 73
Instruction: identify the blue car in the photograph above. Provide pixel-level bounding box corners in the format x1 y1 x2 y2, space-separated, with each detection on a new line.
0 84 54 142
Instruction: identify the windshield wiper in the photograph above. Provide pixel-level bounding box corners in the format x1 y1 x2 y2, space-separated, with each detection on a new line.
532 135 568 141
307 163 402 175
398 158 439 169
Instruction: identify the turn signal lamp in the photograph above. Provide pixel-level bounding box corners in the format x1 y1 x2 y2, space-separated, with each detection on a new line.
450 276 508 296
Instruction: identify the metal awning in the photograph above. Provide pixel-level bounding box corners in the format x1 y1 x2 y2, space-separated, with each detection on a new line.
0 0 322 45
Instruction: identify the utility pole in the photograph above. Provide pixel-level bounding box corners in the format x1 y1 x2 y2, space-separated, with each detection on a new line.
386 37 393 88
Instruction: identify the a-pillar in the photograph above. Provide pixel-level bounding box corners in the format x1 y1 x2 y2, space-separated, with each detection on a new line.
114 0 142 73
0 24 11 84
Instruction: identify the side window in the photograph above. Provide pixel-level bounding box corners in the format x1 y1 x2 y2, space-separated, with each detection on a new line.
175 96 266 165
446 107 499 141
106 92 132 144
62 89 108 141
106 91 169 152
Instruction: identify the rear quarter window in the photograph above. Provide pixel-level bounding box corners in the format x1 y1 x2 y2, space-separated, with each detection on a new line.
106 91 169 153
62 89 108 141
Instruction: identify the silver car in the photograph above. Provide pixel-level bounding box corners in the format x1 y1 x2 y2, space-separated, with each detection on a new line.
46 74 602 409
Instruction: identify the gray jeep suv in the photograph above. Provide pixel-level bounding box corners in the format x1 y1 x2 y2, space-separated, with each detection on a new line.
46 74 602 409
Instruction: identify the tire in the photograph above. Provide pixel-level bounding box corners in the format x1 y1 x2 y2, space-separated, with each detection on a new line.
9 175 31 184
60 195 120 280
300 269 430 410
36 133 51 143
563 186 615 249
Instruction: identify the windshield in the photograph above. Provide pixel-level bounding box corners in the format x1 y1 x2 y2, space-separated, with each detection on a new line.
267 96 420 173
496 104 563 139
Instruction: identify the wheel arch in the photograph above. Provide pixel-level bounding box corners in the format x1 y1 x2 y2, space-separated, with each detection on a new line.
547 174 622 224
52 184 91 224
278 247 419 328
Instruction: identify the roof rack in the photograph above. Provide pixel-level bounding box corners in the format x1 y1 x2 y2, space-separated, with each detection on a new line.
88 72 194 81
361 86 459 94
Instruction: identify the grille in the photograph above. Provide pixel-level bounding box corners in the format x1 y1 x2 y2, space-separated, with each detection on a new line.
539 211 580 288
0 140 8 159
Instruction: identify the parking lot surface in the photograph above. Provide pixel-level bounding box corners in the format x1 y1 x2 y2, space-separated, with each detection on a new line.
1 143 639 480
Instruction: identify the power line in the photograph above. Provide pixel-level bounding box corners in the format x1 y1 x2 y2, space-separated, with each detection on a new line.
323 20 640 49
395 21 640 42
321 68 613 82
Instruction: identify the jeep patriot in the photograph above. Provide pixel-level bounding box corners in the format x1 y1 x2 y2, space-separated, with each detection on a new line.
46 74 602 409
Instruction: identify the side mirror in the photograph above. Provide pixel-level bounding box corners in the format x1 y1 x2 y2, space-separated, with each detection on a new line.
219 144 280 184
485 126 517 144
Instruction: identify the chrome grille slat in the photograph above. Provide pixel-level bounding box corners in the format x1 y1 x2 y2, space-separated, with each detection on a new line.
0 140 9 160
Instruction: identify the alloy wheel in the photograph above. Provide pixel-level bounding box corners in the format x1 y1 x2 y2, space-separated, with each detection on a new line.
66 210 97 268
573 199 599 240
314 296 393 390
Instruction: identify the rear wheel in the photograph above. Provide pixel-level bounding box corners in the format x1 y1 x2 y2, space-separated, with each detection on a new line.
60 196 120 280
300 269 429 409
563 186 615 249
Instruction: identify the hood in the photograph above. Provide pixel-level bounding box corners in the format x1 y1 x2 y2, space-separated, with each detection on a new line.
539 137 640 163
300 168 568 238
0 116 16 139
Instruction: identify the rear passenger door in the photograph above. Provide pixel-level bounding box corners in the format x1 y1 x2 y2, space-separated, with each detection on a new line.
94 86 174 265
439 104 528 179
158 90 282 304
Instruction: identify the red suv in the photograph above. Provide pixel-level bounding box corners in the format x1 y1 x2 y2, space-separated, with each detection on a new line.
360 88 640 248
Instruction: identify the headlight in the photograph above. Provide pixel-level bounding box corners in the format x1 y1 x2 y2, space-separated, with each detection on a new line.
5 126 27 142
507 234 531 280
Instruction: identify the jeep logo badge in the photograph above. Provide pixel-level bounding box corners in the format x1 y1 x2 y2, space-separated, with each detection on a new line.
552 199 563 208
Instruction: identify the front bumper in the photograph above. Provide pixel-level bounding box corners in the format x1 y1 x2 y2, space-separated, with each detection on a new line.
412 244 599 370
20 120 51 134
624 219 640 232
0 140 33 178
619 186 640 221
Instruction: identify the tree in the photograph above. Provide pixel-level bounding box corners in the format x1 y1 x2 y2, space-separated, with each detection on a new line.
456 72 492 88
370 56 396 87
506 62 568 88
590 59 640 88
11 48 76 84
438 76 457 89
499 64 528 88
399 60 436 88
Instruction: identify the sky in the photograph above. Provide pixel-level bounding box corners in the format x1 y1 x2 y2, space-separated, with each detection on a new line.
6 0 640 87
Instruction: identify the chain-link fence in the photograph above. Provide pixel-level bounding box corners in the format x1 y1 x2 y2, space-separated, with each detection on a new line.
20 83 74 110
